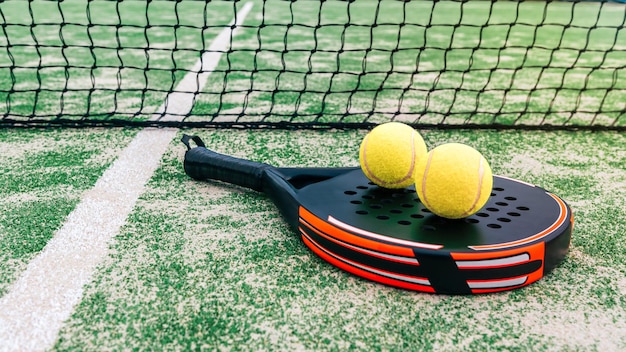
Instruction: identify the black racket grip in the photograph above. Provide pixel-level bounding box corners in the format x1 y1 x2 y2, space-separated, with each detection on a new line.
182 135 272 192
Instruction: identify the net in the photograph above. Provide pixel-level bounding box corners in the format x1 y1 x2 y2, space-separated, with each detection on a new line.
0 0 625 130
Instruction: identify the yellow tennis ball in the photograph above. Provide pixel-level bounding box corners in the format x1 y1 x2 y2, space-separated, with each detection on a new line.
415 143 493 219
359 122 428 189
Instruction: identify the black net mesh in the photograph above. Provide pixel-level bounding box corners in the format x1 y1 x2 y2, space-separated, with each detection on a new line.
0 0 625 130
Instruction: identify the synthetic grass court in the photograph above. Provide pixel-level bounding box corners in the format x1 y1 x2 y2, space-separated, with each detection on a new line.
0 129 138 297
0 128 625 350
1 0 626 350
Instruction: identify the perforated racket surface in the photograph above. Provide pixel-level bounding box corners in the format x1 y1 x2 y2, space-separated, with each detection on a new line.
183 135 572 294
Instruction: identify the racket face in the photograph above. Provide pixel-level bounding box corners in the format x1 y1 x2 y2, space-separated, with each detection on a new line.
295 170 572 294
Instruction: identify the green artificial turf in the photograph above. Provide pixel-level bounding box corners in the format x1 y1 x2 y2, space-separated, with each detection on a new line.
32 128 625 351
0 129 137 296
0 0 624 350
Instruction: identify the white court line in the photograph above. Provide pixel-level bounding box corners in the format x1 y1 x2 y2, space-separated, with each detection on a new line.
0 3 253 351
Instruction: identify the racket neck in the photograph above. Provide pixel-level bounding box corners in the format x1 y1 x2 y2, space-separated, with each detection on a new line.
263 169 301 231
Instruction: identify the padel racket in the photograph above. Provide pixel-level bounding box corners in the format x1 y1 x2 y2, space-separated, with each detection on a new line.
182 134 573 295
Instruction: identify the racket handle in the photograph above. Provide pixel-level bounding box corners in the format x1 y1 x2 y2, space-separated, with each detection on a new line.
182 135 271 192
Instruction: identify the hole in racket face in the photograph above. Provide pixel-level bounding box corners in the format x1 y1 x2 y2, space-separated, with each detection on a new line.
342 183 529 231
336 181 543 250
